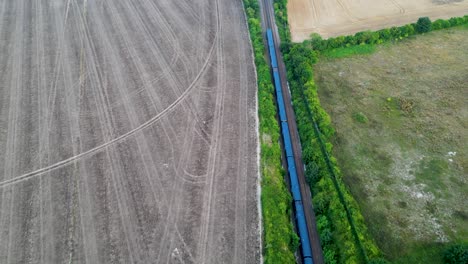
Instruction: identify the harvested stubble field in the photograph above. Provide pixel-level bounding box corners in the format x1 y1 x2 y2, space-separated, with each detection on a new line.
0 0 260 263
314 27 468 263
288 0 468 41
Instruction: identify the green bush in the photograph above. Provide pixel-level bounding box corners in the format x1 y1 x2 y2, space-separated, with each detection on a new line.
368 258 390 264
448 17 465 27
432 19 451 30
273 0 291 43
353 112 369 124
416 17 432 33
443 245 468 264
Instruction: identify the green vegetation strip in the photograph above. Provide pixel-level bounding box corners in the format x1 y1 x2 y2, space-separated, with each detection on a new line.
306 16 468 53
272 2 468 262
283 44 381 264
320 44 376 59
242 0 299 263
273 0 383 263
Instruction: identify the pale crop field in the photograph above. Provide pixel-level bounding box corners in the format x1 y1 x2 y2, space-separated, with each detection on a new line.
288 0 468 41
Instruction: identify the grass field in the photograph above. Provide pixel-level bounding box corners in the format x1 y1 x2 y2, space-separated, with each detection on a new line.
314 26 468 263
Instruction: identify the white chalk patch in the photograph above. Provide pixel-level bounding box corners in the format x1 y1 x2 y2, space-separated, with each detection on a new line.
171 248 180 258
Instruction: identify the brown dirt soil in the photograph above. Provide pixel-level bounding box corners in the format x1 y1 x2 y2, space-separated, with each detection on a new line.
288 0 468 41
0 0 260 263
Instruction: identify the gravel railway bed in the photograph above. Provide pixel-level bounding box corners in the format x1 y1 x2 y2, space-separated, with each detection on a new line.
0 0 260 263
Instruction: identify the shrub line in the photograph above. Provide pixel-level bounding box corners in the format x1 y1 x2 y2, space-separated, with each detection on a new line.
242 0 299 263
306 15 468 52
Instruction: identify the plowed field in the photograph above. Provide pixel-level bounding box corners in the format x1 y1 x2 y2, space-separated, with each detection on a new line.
0 0 260 263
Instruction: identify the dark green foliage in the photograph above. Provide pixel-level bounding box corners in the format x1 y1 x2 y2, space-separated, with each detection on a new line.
432 19 451 30
284 42 382 263
273 0 291 43
416 17 432 33
306 16 467 53
242 0 298 263
353 112 368 124
324 248 339 264
448 17 465 27
310 33 326 51
443 245 468 264
305 161 319 185
399 24 415 37
320 228 334 246
368 258 390 264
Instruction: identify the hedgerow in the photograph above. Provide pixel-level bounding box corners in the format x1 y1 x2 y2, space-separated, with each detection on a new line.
283 43 381 264
306 15 468 52
443 244 468 264
273 0 291 43
242 0 298 263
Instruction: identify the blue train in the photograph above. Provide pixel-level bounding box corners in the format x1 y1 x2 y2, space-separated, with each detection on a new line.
266 28 314 264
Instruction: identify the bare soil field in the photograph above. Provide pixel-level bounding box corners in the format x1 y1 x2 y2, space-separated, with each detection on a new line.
0 0 260 263
314 27 468 263
288 0 468 41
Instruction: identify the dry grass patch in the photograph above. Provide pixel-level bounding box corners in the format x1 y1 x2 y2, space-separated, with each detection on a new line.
314 27 468 263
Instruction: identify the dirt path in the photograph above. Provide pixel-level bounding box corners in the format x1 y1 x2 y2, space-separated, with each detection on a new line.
0 0 260 263
288 0 468 41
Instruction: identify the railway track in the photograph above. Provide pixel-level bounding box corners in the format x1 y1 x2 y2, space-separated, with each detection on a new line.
258 0 324 263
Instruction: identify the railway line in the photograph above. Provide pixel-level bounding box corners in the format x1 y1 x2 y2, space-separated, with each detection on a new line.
259 0 324 263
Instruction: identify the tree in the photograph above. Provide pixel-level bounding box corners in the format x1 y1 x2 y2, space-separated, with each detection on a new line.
443 245 468 264
309 33 325 51
369 258 389 264
416 17 432 33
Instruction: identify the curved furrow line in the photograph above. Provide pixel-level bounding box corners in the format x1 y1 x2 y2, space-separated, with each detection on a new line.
127 0 215 144
153 115 196 263
70 0 139 261
85 2 174 260
105 0 173 117
60 2 94 262
102 0 172 207
197 0 225 261
0 0 220 192
38 1 63 262
123 0 207 132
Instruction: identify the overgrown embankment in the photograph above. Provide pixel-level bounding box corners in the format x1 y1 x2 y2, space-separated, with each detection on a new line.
283 43 381 264
242 0 299 263
271 2 468 262
273 0 382 263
